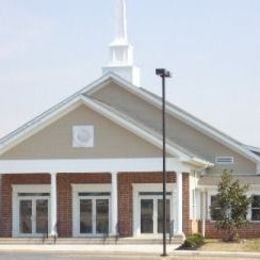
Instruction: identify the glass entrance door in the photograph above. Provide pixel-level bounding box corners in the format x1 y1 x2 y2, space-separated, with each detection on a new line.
140 196 171 235
141 199 154 233
19 200 32 234
79 196 110 235
19 197 49 236
35 199 49 234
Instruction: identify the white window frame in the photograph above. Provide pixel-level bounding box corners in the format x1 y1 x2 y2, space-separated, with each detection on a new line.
247 188 260 222
215 156 234 165
208 190 238 222
132 183 176 237
12 185 51 237
207 189 218 221
208 188 260 222
250 194 260 222
72 184 111 237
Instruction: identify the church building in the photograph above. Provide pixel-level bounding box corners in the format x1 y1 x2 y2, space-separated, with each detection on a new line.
0 0 260 242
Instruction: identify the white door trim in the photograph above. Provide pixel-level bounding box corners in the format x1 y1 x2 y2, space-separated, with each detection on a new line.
132 183 176 237
12 185 50 237
72 184 111 237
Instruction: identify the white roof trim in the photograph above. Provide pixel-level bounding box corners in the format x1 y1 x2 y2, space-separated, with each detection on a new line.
0 91 203 164
85 73 260 163
1 71 253 166
0 73 115 155
0 158 189 174
243 144 260 154
0 97 82 155
190 157 214 168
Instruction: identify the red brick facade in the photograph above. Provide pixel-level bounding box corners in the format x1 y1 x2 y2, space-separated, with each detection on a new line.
0 172 191 238
118 172 176 236
199 221 260 239
1 174 50 237
182 173 193 235
57 173 111 237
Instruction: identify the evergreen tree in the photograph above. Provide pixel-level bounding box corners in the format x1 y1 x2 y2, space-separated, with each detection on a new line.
210 170 251 241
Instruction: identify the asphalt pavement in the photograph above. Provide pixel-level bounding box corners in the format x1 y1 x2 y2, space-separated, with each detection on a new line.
0 252 259 260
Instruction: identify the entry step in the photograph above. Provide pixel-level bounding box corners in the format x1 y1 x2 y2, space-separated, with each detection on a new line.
0 236 184 245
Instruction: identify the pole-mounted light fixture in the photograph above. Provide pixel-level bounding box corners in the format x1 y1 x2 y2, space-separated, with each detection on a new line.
155 68 172 257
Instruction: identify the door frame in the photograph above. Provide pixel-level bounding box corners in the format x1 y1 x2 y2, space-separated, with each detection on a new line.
72 184 111 237
133 183 176 237
139 195 171 235
12 185 50 237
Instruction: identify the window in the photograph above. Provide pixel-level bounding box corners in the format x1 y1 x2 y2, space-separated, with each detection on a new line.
215 156 234 165
139 192 171 196
210 195 222 221
18 193 50 197
251 195 260 221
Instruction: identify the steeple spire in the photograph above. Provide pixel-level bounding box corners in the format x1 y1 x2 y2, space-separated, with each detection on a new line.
102 0 140 86
115 0 128 42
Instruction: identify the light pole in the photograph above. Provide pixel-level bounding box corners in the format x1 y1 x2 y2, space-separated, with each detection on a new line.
155 68 172 257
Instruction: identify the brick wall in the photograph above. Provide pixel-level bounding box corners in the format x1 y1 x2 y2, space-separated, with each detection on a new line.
57 173 111 237
0 174 50 237
118 172 175 236
182 173 193 236
1 172 191 238
117 172 191 237
199 221 260 239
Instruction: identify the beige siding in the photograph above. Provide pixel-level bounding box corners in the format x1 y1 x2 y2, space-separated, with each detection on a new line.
91 82 256 174
0 105 162 159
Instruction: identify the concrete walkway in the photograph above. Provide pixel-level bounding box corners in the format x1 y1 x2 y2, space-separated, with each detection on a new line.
0 244 259 259
0 244 179 254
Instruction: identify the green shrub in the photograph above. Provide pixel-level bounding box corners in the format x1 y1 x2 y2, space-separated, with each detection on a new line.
182 233 204 249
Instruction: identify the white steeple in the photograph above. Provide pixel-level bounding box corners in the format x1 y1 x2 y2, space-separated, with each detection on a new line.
115 0 128 42
102 0 140 86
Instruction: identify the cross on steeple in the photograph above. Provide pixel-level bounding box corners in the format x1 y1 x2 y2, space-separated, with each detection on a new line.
102 0 140 86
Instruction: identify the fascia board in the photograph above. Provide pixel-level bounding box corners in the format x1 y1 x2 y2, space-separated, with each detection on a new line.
0 97 83 155
190 157 215 168
0 74 114 156
243 144 260 154
80 73 116 95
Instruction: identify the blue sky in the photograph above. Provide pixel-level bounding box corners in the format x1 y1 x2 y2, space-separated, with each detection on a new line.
0 0 260 146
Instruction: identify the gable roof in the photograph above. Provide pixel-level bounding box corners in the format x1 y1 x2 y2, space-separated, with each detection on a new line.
85 73 260 164
243 145 260 157
0 73 114 154
0 86 202 165
0 72 258 166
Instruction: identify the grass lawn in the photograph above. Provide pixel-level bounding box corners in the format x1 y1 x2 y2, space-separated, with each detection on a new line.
199 239 260 252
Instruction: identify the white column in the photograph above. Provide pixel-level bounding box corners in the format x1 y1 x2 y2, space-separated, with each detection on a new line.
111 172 118 236
176 172 183 235
172 184 177 235
50 172 57 237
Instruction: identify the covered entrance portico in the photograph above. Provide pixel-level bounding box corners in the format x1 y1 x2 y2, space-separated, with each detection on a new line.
0 158 192 239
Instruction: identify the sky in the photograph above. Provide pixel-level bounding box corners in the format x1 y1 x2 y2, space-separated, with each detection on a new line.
0 0 260 147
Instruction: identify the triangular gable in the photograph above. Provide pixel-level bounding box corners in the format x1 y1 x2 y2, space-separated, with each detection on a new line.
1 104 165 160
0 92 191 162
84 72 260 164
